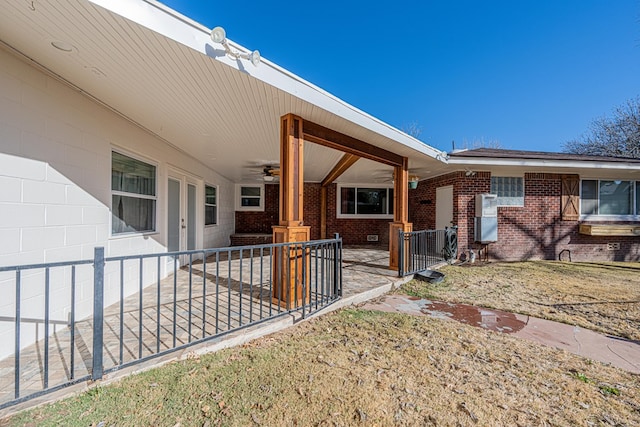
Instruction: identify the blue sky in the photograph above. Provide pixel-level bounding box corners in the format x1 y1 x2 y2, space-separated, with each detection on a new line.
160 0 640 153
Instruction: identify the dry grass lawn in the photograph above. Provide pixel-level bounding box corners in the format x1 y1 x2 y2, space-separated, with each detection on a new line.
3 261 640 426
401 261 640 341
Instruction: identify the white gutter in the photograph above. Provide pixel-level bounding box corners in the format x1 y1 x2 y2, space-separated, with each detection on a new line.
448 157 640 170
88 0 446 161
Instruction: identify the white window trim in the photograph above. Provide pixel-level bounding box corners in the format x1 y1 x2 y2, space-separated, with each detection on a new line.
579 178 640 221
110 148 159 237
337 183 394 219
205 183 218 227
235 183 264 212
490 176 525 207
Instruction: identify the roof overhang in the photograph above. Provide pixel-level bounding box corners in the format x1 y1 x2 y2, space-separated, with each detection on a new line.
0 0 449 184
448 155 640 179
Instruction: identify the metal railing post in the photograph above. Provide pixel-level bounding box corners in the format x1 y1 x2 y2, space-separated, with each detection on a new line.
398 229 405 277
333 233 341 296
301 242 307 319
92 247 105 381
14 271 21 399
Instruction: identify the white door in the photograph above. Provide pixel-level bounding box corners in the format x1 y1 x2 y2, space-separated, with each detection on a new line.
436 185 454 230
167 172 199 262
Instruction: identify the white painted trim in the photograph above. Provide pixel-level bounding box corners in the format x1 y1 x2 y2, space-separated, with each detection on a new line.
167 166 204 251
449 157 640 170
580 215 640 221
336 183 394 219
110 147 159 237
235 184 265 212
204 183 219 227
579 178 640 220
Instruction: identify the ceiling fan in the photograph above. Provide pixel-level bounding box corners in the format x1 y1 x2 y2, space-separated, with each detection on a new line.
262 166 280 182
243 160 280 182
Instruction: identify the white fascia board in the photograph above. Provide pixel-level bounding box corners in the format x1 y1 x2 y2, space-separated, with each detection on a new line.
88 0 445 161
448 157 640 170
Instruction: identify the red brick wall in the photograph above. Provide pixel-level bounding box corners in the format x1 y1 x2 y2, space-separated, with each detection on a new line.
409 171 491 252
491 173 564 260
234 184 279 234
325 185 389 246
304 183 322 240
229 234 273 246
235 183 387 245
413 172 640 262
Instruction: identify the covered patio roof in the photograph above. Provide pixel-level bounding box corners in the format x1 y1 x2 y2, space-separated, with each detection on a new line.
0 0 450 184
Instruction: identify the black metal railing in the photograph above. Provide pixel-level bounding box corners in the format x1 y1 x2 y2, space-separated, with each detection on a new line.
398 227 457 276
0 236 342 409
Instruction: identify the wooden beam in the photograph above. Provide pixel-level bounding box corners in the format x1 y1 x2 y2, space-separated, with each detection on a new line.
389 156 411 270
273 114 310 308
393 157 409 223
279 114 304 226
321 153 360 187
303 120 404 167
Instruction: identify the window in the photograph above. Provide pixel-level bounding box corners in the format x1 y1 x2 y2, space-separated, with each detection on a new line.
338 186 394 217
111 151 156 234
490 176 524 206
581 180 640 218
236 184 264 211
205 185 217 226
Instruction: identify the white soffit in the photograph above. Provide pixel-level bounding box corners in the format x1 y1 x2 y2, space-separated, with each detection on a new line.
0 0 446 184
108 0 444 159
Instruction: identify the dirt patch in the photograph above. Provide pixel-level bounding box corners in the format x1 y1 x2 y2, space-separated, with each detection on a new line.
400 261 640 341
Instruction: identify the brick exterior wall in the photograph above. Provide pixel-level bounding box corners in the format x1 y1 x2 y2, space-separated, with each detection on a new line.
234 184 279 235
412 172 640 262
325 185 390 246
234 183 388 246
304 183 322 240
229 234 273 246
234 174 640 260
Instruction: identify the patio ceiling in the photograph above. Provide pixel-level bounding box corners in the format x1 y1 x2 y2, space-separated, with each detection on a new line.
0 0 450 184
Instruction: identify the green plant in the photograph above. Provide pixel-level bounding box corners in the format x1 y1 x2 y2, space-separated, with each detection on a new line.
599 385 620 396
572 372 593 384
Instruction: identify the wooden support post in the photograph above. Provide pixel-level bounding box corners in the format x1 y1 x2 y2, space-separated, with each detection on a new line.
273 114 310 308
389 157 412 270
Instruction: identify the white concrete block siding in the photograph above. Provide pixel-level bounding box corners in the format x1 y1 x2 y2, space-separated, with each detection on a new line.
0 47 236 358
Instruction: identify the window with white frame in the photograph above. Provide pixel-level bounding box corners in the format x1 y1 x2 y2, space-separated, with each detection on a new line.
205 185 217 226
581 179 640 218
490 176 524 206
111 151 157 234
236 184 264 211
338 185 394 217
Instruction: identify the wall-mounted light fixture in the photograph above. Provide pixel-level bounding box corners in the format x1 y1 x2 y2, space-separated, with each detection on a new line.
465 170 476 177
211 26 260 67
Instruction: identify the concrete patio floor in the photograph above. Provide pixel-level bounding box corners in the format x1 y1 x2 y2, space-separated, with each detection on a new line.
0 246 409 416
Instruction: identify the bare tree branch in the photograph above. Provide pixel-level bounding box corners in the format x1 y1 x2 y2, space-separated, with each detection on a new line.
400 121 423 139
563 97 640 158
